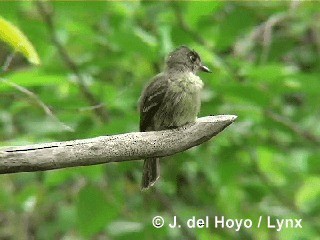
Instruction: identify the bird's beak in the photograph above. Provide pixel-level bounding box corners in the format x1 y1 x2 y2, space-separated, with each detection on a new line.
199 64 212 73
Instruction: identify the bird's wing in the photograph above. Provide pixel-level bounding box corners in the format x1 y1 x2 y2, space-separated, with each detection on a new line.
139 74 168 132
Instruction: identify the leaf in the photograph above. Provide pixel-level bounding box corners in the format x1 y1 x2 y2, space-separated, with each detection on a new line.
216 6 256 51
243 64 297 83
296 177 320 215
185 2 222 28
77 185 118 237
218 83 270 107
0 69 66 92
0 16 40 65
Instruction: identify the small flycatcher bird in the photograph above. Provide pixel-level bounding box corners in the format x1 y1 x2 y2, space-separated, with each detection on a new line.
139 46 211 190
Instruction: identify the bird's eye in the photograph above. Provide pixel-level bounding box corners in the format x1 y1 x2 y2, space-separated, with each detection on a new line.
189 54 197 62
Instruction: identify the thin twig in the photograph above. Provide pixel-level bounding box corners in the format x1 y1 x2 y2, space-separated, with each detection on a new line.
260 12 287 64
260 0 300 63
1 49 73 132
235 1 300 63
35 1 109 123
78 103 105 112
0 78 74 132
265 110 320 145
1 50 17 73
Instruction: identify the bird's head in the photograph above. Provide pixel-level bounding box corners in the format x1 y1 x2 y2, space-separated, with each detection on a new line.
166 46 211 74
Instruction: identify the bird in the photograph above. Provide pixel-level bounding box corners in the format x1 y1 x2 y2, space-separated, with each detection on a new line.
139 46 211 190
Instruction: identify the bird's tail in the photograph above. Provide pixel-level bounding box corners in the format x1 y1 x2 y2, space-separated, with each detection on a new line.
141 158 160 190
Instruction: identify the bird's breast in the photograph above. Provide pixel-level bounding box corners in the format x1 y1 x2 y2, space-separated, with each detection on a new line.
153 73 203 130
169 72 204 93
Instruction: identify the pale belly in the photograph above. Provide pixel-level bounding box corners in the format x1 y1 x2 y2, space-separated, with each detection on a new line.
153 74 203 130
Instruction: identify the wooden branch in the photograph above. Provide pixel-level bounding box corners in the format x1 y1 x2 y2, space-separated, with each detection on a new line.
0 115 237 174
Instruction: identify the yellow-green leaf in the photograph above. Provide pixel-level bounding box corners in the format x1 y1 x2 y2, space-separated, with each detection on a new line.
0 16 40 65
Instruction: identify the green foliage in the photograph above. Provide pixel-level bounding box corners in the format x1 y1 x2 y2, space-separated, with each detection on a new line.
0 1 320 240
77 185 119 237
0 16 40 65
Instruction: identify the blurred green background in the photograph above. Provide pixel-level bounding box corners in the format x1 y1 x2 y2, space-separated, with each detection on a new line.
0 1 320 240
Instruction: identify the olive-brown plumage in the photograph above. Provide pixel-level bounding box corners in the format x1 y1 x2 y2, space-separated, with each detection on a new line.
139 46 211 190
